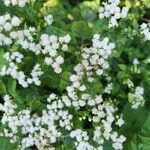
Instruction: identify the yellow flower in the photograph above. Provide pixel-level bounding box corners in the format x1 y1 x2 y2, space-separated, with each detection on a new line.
135 1 140 7
83 0 100 11
43 0 58 8
41 0 58 13
125 0 131 8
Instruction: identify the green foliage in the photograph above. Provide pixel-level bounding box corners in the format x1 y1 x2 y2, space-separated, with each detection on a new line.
0 0 150 149
0 80 6 94
0 137 17 150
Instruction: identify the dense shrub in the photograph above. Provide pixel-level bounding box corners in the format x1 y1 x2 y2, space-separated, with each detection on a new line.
0 0 150 149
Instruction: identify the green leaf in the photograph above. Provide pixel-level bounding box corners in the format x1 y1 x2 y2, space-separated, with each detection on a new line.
7 79 17 97
103 141 113 150
0 50 7 68
0 137 17 150
59 71 71 90
41 66 60 88
87 79 103 96
121 103 148 137
0 80 6 94
80 7 96 22
71 21 93 40
118 64 127 71
11 42 20 51
122 104 149 150
64 137 75 150
141 115 150 136
46 26 68 35
125 134 150 150
29 99 42 111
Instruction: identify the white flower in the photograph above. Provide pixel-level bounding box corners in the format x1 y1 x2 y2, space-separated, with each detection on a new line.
3 0 29 7
4 22 13 31
62 44 68 51
39 34 71 73
81 34 115 80
79 85 86 91
128 86 145 109
121 7 129 18
70 75 78 82
4 13 11 20
133 58 139 65
140 23 147 29
54 67 62 74
45 57 53 65
96 69 103 76
48 93 57 101
56 56 64 64
0 16 5 25
63 34 71 43
140 23 150 41
44 14 54 25
3 37 12 45
99 0 129 28
116 118 124 127
11 16 21 26
104 83 113 94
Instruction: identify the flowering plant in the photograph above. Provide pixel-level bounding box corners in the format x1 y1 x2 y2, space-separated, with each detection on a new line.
0 0 150 150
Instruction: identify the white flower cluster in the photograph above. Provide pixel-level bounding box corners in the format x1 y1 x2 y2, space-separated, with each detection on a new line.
3 51 24 63
0 0 148 149
94 127 126 150
64 35 115 108
44 14 54 25
0 52 43 87
0 14 36 48
9 27 36 47
91 102 125 149
3 0 29 7
111 132 126 150
0 89 125 150
29 64 43 86
0 14 71 87
9 29 70 73
0 93 126 150
41 34 71 73
140 23 150 41
128 86 145 109
0 83 126 150
98 0 129 28
70 129 95 150
124 79 134 88
0 33 126 149
0 14 21 45
62 36 125 149
104 83 113 94
7 24 71 68
81 34 115 81
0 94 73 150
